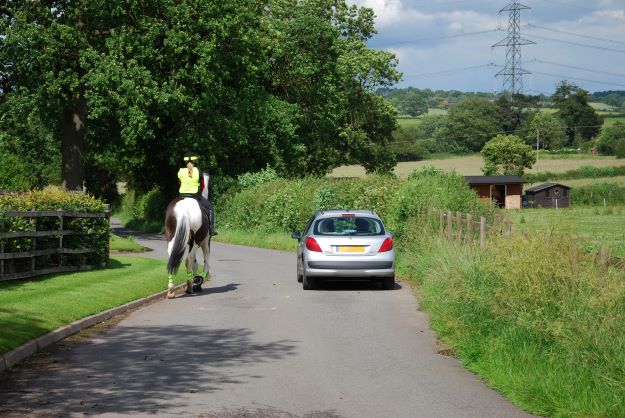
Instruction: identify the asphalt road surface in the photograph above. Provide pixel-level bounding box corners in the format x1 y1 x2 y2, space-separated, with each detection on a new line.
0 222 535 418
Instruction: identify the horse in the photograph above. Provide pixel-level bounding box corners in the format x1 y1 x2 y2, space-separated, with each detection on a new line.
164 172 212 299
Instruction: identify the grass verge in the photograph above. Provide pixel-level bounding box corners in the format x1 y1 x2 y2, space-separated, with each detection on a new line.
401 233 625 417
213 229 296 252
110 234 145 252
0 256 186 355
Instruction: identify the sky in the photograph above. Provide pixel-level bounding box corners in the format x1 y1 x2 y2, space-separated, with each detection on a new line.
348 0 625 95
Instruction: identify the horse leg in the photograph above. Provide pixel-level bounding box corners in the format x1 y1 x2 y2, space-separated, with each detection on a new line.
201 239 210 281
185 245 198 294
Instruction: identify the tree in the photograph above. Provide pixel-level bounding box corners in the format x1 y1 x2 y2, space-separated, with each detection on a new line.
526 112 566 150
435 98 506 152
400 90 428 117
596 123 625 156
552 81 603 145
1 0 401 197
481 134 536 176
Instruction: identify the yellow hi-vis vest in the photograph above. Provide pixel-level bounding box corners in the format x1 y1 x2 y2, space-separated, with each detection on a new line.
178 167 200 194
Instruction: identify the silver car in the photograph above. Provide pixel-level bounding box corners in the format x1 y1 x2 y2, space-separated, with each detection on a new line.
291 210 395 290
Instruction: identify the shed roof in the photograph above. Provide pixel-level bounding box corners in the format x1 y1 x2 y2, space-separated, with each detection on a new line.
525 182 571 193
464 176 527 185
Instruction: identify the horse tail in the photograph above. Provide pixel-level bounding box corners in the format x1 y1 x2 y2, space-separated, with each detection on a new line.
167 206 190 276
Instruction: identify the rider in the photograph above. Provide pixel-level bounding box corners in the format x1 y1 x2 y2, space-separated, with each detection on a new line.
178 151 217 236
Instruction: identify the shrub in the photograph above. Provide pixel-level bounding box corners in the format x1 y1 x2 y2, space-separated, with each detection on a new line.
571 183 625 206
0 152 31 191
237 166 280 190
0 189 108 266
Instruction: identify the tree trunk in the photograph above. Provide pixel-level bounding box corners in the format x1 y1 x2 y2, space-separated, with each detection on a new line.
61 93 87 191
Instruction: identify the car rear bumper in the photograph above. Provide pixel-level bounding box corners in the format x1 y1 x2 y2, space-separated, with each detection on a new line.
305 261 395 278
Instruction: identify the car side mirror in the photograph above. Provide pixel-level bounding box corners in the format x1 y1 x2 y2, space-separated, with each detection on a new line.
291 231 301 240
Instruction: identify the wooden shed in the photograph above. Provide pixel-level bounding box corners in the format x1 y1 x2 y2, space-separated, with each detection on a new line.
464 176 527 209
524 182 571 208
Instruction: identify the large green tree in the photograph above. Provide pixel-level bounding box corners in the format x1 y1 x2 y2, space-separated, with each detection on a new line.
435 98 507 152
1 0 400 197
481 134 536 176
552 81 603 146
526 112 566 150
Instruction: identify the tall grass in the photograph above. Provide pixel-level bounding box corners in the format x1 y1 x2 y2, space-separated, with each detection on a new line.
405 233 625 417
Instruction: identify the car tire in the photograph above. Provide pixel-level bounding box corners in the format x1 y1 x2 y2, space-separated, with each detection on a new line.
297 258 303 283
382 276 395 290
302 269 315 290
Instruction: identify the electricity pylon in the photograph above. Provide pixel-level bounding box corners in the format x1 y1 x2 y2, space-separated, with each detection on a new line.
493 2 535 95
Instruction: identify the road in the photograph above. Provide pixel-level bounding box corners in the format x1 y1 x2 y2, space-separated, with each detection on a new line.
0 223 535 417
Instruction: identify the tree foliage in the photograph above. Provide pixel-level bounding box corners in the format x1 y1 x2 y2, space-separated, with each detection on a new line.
596 123 625 157
552 81 603 145
526 112 566 150
0 0 401 198
481 134 536 176
435 98 506 152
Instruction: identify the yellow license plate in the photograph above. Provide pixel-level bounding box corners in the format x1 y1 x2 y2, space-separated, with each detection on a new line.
338 246 366 253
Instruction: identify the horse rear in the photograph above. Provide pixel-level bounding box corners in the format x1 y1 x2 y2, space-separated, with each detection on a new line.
165 197 211 298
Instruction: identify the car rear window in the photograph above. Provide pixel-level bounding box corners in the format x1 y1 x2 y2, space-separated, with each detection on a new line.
313 216 385 236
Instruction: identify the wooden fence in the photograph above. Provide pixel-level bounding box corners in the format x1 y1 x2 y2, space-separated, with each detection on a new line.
439 209 621 268
439 210 513 250
0 210 110 281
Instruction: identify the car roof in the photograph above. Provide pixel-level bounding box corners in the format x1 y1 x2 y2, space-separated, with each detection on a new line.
313 209 380 219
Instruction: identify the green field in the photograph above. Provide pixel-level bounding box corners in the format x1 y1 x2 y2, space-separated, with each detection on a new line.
507 207 625 258
603 116 625 128
331 155 625 177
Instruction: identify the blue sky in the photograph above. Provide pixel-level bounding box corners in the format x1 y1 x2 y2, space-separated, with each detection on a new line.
349 0 625 95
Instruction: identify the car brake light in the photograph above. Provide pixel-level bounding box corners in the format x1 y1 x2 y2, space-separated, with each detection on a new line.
379 237 393 252
341 213 355 217
306 237 322 252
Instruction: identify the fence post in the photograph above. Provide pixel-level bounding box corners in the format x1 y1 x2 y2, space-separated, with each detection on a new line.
466 213 473 244
456 212 462 242
31 216 37 274
105 210 111 268
447 210 453 240
599 245 610 269
0 218 4 278
480 216 486 250
439 211 444 237
503 216 511 237
59 214 64 269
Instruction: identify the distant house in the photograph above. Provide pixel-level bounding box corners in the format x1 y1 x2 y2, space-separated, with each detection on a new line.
442 98 459 106
525 183 571 208
464 176 527 209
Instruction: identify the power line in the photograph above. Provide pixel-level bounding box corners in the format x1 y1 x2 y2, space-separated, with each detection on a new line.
526 70 625 88
369 29 499 48
529 59 625 78
403 64 496 80
526 33 625 54
526 23 625 46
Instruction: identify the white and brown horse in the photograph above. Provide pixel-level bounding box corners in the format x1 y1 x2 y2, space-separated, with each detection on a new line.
164 173 212 298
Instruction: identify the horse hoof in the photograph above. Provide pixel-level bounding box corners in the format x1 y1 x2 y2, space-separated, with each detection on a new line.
185 280 193 294
167 283 176 299
193 285 203 293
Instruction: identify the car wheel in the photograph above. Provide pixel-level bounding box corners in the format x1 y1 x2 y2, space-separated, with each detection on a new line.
382 276 395 290
302 269 315 290
297 258 303 283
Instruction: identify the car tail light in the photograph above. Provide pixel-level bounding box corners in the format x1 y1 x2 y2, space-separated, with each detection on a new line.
379 237 393 252
306 237 322 252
